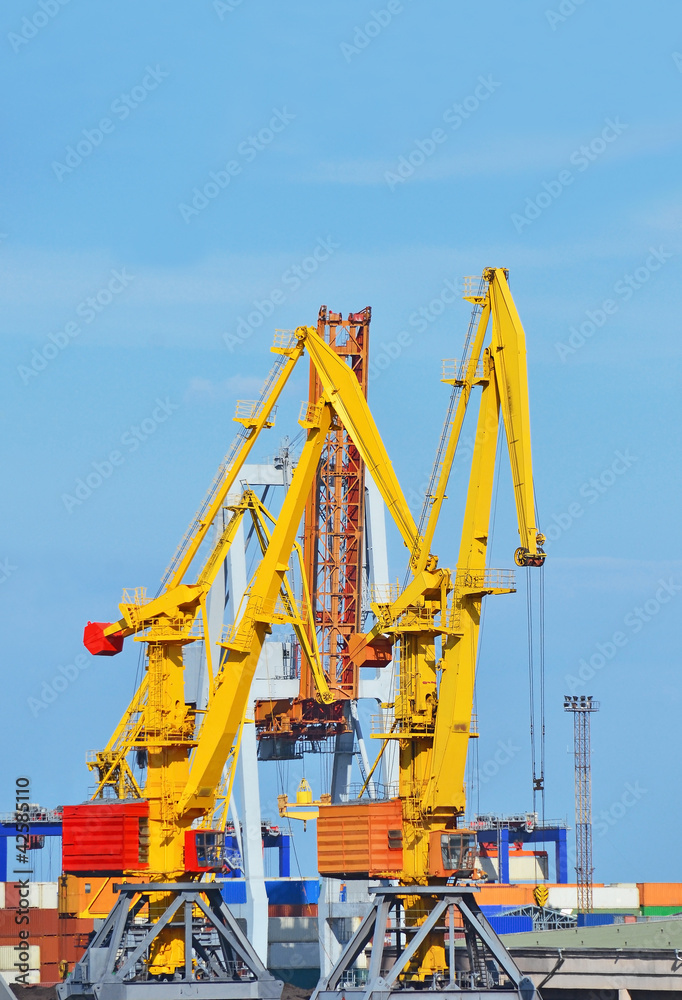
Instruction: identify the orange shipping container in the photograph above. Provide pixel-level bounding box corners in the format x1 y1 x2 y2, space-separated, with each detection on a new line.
318 799 403 877
637 883 682 907
474 884 537 907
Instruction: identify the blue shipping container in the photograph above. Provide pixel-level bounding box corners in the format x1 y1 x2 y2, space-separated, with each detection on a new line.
480 905 514 917
577 913 615 927
219 878 320 907
489 916 533 935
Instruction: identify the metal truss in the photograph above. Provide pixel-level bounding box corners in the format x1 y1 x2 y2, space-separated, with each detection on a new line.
312 887 539 1000
57 882 282 1000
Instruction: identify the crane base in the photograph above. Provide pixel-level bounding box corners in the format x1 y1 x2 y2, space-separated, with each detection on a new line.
57 882 282 1000
312 886 539 1000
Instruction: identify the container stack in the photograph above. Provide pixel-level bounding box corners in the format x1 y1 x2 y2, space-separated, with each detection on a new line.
0 880 93 985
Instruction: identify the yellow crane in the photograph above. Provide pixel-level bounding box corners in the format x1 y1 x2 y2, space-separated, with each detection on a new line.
61 322 419 997
60 273 544 999
312 268 545 994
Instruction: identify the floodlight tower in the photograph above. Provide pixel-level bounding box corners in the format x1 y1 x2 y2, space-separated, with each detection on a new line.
564 694 599 913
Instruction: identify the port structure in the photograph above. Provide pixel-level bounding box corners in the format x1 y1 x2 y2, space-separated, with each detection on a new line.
564 694 600 913
60 270 545 999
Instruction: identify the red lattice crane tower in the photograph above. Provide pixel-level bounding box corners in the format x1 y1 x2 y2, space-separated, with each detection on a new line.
255 306 372 755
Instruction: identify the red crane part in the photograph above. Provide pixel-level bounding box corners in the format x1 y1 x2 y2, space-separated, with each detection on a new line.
84 621 124 656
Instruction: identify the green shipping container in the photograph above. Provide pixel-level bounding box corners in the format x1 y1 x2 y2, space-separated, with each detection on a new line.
642 906 682 915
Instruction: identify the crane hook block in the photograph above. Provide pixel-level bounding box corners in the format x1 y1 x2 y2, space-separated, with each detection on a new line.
514 547 546 568
84 621 124 656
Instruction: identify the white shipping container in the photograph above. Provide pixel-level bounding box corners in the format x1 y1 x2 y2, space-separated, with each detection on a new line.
268 917 319 943
0 944 41 971
548 885 640 910
0 969 40 985
478 855 549 882
37 882 58 909
0 885 5 909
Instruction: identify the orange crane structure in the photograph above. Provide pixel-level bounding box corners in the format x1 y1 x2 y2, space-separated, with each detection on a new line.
254 306 373 756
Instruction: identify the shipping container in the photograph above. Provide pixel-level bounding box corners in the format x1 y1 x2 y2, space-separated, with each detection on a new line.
641 905 682 916
39 962 62 984
0 969 40 985
39 883 58 909
4 882 58 909
478 854 549 882
38 937 60 965
220 882 247 905
0 944 40 971
489 916 533 935
317 799 403 877
264 879 319 905
0 908 60 936
474 885 536 906
548 884 639 911
0 887 4 910
637 883 682 907
577 913 615 927
480 905 513 917
268 917 319 943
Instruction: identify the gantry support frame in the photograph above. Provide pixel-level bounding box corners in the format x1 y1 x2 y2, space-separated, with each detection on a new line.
59 883 281 1000
312 887 538 1000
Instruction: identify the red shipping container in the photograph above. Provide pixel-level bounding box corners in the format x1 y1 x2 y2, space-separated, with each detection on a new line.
62 802 149 874
58 934 91 964
0 908 60 936
59 915 95 934
40 962 63 983
39 937 60 965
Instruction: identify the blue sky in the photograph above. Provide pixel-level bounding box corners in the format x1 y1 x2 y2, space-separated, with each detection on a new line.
2 0 681 885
